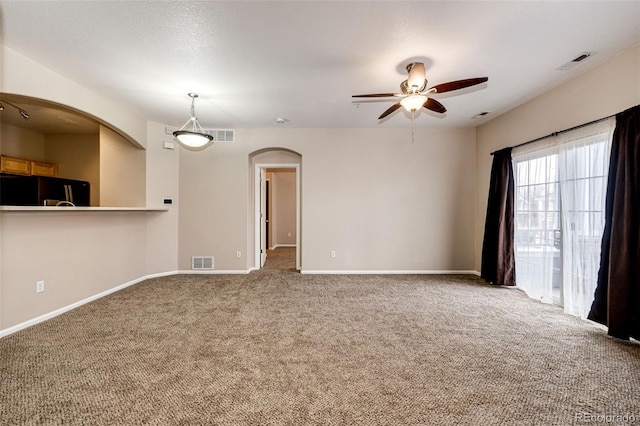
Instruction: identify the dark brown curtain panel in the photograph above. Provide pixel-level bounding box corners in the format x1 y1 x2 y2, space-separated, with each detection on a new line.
481 147 516 286
588 105 640 340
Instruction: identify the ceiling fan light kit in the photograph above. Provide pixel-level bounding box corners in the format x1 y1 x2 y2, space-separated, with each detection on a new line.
173 93 214 150
400 94 428 112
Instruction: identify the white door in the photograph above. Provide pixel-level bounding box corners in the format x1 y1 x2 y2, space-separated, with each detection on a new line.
260 168 267 267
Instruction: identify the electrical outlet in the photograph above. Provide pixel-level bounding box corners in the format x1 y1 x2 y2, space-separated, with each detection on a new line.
36 280 45 293
236 251 242 258
288 232 292 237
330 250 336 258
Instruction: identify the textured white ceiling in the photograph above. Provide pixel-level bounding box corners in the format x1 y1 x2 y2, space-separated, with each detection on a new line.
1 1 639 130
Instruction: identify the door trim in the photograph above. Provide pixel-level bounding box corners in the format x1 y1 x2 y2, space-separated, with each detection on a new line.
254 163 300 270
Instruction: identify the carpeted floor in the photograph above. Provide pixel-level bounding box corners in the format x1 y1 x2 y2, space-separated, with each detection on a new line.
1 248 638 425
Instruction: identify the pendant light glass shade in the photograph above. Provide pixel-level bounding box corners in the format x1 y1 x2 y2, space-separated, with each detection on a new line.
173 93 214 150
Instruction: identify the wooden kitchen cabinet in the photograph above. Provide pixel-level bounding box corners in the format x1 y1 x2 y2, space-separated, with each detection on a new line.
0 155 58 177
0 155 31 175
30 161 58 177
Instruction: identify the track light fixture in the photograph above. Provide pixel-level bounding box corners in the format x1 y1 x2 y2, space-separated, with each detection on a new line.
0 99 30 119
172 93 214 150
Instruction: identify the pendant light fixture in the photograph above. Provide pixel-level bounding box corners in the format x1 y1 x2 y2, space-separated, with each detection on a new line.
173 93 214 150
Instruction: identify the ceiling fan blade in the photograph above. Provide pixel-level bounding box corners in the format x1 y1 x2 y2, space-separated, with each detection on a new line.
429 77 488 94
424 98 447 114
352 93 398 98
378 102 402 119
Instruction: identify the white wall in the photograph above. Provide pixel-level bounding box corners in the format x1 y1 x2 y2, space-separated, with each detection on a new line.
475 44 640 272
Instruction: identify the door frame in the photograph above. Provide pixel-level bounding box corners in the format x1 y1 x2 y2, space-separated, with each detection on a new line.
254 163 300 270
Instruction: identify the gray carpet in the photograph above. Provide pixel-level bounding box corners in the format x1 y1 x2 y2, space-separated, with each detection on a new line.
1 248 639 425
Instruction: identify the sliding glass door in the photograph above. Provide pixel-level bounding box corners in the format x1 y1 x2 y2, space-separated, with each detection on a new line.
512 119 614 318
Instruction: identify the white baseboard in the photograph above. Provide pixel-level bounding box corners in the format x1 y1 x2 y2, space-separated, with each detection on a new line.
300 270 481 275
0 268 262 338
176 270 251 275
270 244 296 249
0 272 171 338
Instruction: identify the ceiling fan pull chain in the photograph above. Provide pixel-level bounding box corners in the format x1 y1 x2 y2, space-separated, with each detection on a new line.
411 112 416 143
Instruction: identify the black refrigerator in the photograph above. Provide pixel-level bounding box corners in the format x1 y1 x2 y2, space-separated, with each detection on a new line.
0 174 90 206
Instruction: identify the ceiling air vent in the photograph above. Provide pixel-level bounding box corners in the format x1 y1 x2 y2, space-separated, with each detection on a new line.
556 52 595 71
204 129 235 142
472 111 491 119
192 256 214 270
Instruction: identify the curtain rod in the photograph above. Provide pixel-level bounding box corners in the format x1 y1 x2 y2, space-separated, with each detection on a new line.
490 113 616 156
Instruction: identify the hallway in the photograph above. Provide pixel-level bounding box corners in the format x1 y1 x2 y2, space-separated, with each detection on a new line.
262 247 296 272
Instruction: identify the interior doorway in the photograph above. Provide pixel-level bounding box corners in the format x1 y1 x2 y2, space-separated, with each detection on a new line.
254 163 300 271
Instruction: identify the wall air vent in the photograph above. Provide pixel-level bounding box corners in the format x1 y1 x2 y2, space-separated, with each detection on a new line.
556 52 595 71
192 256 214 270
204 129 235 142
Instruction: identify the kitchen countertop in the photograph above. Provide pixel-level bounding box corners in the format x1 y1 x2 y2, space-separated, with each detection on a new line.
0 206 169 212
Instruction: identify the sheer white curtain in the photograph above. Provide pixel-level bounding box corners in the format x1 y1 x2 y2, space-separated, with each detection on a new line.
557 118 614 317
512 117 615 318
513 149 560 305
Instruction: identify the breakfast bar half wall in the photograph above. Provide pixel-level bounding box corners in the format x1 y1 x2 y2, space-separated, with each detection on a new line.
0 207 169 336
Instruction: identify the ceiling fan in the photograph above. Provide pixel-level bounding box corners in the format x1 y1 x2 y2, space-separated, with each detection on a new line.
352 62 488 120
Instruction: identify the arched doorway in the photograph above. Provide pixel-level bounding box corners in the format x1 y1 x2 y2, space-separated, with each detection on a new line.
249 148 302 271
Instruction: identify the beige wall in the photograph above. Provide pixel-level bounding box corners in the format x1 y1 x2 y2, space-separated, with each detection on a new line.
0 123 46 160
178 127 477 272
1 46 146 148
270 170 296 247
45 134 100 206
475 44 640 272
178 141 250 271
0 45 175 333
99 126 146 207
1 212 148 329
145 121 179 275
301 128 476 272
